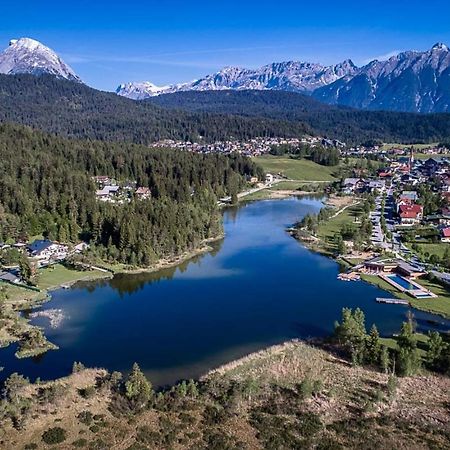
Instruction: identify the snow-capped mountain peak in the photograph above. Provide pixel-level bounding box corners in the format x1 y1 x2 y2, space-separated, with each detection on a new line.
0 37 81 82
116 81 172 100
313 42 450 113
116 59 358 100
432 42 449 51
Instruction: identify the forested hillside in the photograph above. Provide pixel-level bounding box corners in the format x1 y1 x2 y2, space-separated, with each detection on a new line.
2 75 450 145
0 74 311 143
0 124 262 266
149 90 450 144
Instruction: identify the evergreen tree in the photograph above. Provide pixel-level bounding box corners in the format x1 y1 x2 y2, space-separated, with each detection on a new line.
334 308 367 365
379 345 391 374
426 331 446 371
365 324 381 365
396 318 421 376
125 363 153 409
19 256 36 286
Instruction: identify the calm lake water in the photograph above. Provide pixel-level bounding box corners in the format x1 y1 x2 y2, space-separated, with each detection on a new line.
1 198 450 386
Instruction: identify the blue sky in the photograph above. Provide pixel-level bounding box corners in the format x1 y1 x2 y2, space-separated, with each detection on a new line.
2 0 450 91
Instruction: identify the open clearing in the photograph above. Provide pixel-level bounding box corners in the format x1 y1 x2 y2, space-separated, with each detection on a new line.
254 156 338 181
37 264 108 290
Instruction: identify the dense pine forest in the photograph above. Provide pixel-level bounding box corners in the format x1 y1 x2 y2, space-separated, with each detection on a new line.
2 75 450 145
0 124 263 266
149 90 450 144
0 75 311 143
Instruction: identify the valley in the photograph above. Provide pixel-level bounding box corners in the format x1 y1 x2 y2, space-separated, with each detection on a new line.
1 19 450 449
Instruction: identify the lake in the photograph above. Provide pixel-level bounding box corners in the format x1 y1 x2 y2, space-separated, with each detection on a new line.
1 197 449 386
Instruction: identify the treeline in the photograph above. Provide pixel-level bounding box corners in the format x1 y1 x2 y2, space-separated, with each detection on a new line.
270 143 340 166
149 90 450 144
0 74 311 144
334 308 450 377
0 124 263 266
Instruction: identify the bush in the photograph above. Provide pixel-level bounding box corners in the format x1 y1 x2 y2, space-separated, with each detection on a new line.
38 383 67 405
387 375 398 400
42 426 67 444
72 361 85 373
89 424 100 433
72 438 88 447
79 385 96 399
299 375 322 400
78 410 94 425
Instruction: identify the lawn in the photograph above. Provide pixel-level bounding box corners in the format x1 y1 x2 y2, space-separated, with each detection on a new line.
360 274 450 319
380 333 429 358
316 203 363 254
413 243 449 259
269 180 312 191
409 279 450 318
381 143 438 151
37 264 107 290
254 156 338 181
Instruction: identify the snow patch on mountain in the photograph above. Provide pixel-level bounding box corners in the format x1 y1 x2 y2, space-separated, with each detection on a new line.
116 59 358 100
313 43 450 112
0 38 81 82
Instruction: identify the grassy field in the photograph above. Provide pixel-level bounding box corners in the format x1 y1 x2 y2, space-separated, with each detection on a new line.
412 242 449 259
360 274 450 318
380 333 429 358
269 180 313 191
316 203 363 254
381 143 438 151
37 264 109 290
254 156 338 181
409 279 450 318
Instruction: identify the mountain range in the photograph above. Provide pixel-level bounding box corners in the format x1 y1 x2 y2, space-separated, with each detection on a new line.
1 37 450 118
117 43 450 113
1 37 450 113
116 59 358 99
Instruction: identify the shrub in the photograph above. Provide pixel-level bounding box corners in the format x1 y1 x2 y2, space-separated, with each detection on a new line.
79 385 96 399
72 361 85 373
387 375 398 400
72 438 88 447
299 375 322 399
90 424 100 433
38 383 67 405
42 427 67 444
78 410 93 425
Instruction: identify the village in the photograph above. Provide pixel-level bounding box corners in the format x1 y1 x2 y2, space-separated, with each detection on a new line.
148 135 344 156
323 149 450 310
0 174 154 288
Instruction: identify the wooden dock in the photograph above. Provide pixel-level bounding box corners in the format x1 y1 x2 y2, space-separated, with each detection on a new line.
376 297 409 305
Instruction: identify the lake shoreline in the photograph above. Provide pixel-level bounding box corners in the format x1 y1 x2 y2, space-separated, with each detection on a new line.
289 198 450 320
2 197 449 388
0 234 224 359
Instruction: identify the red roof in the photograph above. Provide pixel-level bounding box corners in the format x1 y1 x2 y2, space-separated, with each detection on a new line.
442 228 450 238
399 204 423 219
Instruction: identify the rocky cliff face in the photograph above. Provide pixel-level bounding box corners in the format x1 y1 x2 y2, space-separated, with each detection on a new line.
313 43 450 112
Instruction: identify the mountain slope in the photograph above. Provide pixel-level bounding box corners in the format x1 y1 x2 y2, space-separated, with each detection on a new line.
1 74 450 145
0 38 81 82
313 43 450 113
0 74 311 143
116 60 358 99
148 90 450 143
